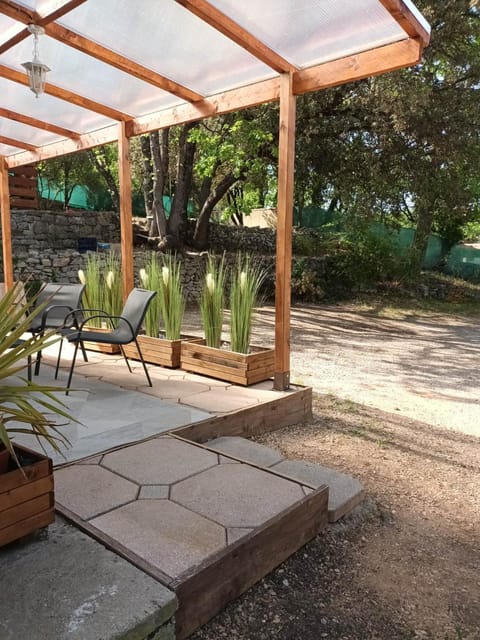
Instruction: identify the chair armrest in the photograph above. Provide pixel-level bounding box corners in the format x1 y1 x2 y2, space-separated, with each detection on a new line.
40 303 76 328
78 314 135 338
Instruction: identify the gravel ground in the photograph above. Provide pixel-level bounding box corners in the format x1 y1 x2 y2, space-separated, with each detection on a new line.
185 303 480 640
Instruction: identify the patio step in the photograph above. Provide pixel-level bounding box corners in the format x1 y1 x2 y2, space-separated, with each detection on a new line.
0 517 177 640
206 436 365 522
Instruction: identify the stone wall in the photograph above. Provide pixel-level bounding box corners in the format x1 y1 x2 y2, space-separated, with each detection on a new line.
205 221 277 254
3 209 120 251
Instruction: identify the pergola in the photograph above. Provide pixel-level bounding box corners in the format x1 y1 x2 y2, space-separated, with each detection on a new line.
0 0 430 390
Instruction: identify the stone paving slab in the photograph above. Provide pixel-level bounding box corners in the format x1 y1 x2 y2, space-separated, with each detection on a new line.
207 436 365 523
272 459 365 522
206 435 285 467
0 518 177 640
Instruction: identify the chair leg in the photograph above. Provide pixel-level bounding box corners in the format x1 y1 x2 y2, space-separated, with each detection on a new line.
27 354 32 382
79 341 88 362
134 338 152 387
55 338 64 380
119 345 133 373
56 339 88 379
34 331 43 376
65 341 80 395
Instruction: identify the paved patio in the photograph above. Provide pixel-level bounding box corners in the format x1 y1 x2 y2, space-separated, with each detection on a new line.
1 342 364 639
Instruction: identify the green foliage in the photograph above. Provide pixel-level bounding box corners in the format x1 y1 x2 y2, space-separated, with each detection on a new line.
291 259 325 302
0 283 75 466
103 251 123 320
200 254 226 348
79 253 103 327
140 253 186 340
461 219 480 242
326 226 418 292
139 254 163 338
158 254 185 340
229 255 267 354
79 251 123 328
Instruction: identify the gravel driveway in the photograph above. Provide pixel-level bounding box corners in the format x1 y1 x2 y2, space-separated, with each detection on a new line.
185 302 480 640
185 303 480 437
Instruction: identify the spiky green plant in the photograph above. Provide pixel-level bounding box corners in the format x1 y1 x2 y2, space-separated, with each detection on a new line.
103 250 123 326
229 254 267 354
158 254 185 340
200 253 226 348
0 283 75 468
139 253 163 338
79 252 103 328
79 251 123 328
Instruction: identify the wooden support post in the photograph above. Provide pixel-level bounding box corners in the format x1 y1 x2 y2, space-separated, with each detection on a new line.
0 156 14 289
274 73 296 391
118 122 134 299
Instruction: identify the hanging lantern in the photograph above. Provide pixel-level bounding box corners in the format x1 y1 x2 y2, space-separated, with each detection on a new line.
22 24 50 98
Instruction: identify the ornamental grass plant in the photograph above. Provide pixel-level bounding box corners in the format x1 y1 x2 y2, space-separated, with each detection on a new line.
200 253 226 349
139 253 163 338
229 254 267 354
78 251 123 328
140 252 186 340
158 254 185 341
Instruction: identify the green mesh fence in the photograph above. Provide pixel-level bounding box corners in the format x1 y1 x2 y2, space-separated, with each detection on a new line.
445 245 480 280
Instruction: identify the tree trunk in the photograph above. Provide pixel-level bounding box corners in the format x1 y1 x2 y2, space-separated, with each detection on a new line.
412 197 435 274
140 136 153 220
193 172 243 249
149 130 169 239
167 123 197 248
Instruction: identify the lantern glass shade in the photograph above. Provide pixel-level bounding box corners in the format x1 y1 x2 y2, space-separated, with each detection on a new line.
22 60 50 98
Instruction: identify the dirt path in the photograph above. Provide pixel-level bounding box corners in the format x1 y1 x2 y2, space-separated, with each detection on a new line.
187 303 480 640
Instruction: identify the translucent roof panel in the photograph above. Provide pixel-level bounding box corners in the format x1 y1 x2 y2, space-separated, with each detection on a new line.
0 77 114 133
0 142 21 156
0 1 430 162
212 0 409 68
0 118 61 148
57 0 276 96
1 37 185 118
0 13 24 43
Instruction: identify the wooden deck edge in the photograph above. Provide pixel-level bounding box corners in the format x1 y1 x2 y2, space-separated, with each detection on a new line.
173 385 313 443
173 485 329 639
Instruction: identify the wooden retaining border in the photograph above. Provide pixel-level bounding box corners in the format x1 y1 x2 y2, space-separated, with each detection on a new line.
173 384 313 443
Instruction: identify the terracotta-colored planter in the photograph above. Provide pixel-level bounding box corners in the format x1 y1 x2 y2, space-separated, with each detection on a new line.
0 444 55 547
123 334 203 369
180 342 275 386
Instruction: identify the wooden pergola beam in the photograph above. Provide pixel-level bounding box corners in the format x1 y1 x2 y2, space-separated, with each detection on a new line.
0 156 14 289
0 0 204 103
274 73 295 391
174 0 297 73
5 38 423 169
380 0 430 46
0 63 131 122
118 122 134 299
43 23 204 103
293 37 422 94
0 135 37 152
0 0 87 54
0 107 80 139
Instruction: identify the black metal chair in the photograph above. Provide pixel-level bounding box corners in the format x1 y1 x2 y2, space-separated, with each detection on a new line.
28 283 87 375
56 288 157 393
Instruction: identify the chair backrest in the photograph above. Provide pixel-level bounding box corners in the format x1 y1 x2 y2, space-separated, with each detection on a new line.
114 288 157 342
29 283 86 330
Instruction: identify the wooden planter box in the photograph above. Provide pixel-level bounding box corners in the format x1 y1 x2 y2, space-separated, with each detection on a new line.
0 444 55 547
180 342 275 386
123 334 203 369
